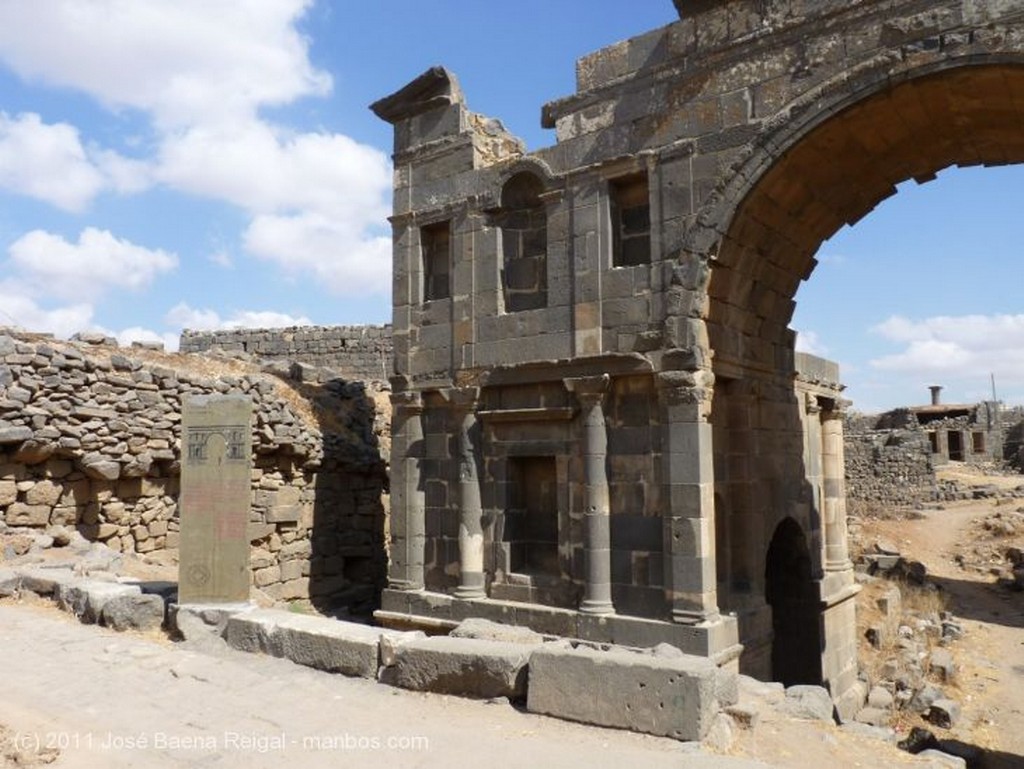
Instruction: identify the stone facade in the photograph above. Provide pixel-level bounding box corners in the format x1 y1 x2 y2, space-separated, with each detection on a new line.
180 325 393 382
374 0 1024 711
0 329 387 613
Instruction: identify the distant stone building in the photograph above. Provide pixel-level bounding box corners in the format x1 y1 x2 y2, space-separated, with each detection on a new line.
844 387 1005 507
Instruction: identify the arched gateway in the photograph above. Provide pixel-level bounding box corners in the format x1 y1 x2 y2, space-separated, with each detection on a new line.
371 0 1024 717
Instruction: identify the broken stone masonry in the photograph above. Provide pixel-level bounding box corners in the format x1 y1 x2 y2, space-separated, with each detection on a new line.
180 324 393 383
0 329 387 613
371 0 1024 720
845 389 1010 509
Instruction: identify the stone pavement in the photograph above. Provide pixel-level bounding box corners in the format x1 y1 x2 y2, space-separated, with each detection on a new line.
0 604 772 769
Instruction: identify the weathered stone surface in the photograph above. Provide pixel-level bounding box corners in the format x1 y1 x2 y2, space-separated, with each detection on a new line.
17 566 75 596
0 480 17 506
56 579 142 624
101 593 166 631
929 648 956 682
867 685 894 710
171 603 249 641
0 424 32 444
379 629 426 667
780 685 835 722
450 617 544 645
225 608 397 678
527 644 718 741
178 395 252 604
917 749 967 768
388 636 532 699
926 698 961 729
5 502 50 527
0 568 20 597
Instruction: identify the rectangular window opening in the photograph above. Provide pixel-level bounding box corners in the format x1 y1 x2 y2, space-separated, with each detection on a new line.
972 431 985 454
611 173 651 267
420 220 451 302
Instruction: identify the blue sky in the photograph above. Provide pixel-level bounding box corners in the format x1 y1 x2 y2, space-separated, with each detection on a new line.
0 1 1020 412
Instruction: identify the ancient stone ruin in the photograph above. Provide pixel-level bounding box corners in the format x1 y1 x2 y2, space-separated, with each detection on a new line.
371 0 1024 717
0 329 388 614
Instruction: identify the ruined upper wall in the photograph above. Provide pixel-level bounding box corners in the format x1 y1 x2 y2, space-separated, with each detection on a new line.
180 325 393 382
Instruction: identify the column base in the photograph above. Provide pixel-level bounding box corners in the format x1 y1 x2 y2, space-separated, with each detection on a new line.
579 599 615 616
671 608 721 626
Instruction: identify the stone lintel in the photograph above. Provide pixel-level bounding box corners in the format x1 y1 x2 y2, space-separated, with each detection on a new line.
482 353 652 387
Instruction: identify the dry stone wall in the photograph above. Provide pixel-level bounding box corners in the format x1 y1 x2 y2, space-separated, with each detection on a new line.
844 428 935 508
0 329 388 614
179 325 393 382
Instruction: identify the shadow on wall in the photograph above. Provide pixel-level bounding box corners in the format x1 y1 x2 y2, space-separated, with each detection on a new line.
262 374 390 620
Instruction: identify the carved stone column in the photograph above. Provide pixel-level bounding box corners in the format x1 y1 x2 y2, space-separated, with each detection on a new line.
448 387 486 599
566 375 613 615
657 370 720 624
388 391 425 590
821 404 852 572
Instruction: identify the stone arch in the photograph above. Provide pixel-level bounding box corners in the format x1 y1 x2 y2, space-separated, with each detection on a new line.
701 57 1024 370
765 516 822 687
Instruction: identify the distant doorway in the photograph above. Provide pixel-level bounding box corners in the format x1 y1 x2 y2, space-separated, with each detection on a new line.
765 517 822 686
948 431 964 461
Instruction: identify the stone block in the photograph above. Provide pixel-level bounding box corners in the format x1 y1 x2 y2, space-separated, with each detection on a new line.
0 479 16 506
926 698 961 729
450 617 545 645
780 685 835 722
388 636 532 699
0 568 20 597
5 503 51 527
17 566 75 596
56 579 142 624
171 602 251 641
225 609 392 679
527 643 718 741
101 593 166 632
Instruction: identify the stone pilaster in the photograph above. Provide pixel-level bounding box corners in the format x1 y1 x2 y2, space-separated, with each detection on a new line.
657 370 720 625
821 404 852 572
388 391 425 590
565 374 613 615
447 387 486 599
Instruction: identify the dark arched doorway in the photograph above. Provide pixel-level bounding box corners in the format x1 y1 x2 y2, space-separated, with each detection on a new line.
765 517 822 687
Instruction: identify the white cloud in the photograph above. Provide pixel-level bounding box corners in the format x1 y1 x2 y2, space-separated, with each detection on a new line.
0 280 95 338
0 112 105 211
8 227 178 301
244 212 392 296
113 326 180 352
0 1 330 127
165 302 311 332
0 0 392 316
870 313 1024 378
794 329 827 356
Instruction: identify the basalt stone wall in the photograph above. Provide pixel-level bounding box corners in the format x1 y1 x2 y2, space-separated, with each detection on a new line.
844 430 935 507
179 325 394 382
0 329 388 613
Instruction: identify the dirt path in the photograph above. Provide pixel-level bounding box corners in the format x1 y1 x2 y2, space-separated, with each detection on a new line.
860 499 1024 768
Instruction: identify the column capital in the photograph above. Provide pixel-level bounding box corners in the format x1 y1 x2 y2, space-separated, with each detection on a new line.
656 369 715 419
821 398 851 421
391 390 424 413
564 374 610 401
440 385 480 410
